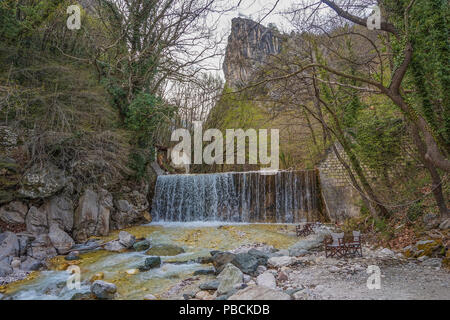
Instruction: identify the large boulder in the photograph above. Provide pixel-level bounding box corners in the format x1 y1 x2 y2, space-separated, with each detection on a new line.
216 263 243 296
267 256 295 268
0 231 19 263
110 191 150 230
73 189 112 242
18 163 67 199
104 240 126 252
228 286 291 300
48 223 75 254
211 252 236 273
145 244 184 256
289 229 330 252
26 206 48 235
231 252 262 275
0 201 27 225
20 257 44 271
42 195 74 232
118 231 135 248
91 280 117 300
0 259 13 276
27 233 57 261
16 232 34 256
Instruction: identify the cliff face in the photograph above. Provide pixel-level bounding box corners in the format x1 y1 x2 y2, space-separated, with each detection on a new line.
223 18 282 88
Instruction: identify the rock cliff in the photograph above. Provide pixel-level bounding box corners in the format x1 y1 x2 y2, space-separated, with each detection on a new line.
223 18 282 88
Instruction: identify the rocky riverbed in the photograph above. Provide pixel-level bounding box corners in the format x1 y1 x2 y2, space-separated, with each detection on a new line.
0 223 448 300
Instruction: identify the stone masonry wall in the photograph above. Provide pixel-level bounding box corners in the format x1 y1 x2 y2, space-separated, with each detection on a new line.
317 143 363 222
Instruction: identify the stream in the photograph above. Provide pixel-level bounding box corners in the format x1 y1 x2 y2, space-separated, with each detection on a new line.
2 222 298 300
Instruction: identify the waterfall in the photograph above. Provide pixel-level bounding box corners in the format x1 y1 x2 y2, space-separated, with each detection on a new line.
151 170 320 223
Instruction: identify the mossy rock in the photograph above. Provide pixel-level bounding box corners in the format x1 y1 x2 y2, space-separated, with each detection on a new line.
145 244 185 256
415 239 443 257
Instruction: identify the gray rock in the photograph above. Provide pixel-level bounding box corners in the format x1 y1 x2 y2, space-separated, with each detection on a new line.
217 263 243 295
20 257 44 271
228 286 291 300
231 252 261 275
17 233 34 256
247 249 269 264
0 231 19 262
111 192 150 230
28 233 57 261
0 201 28 225
145 244 185 256
18 163 67 199
256 265 267 274
48 223 75 254
133 239 150 251
104 240 126 252
423 213 440 230
289 248 309 257
0 259 13 276
380 248 395 256
211 252 236 273
118 231 135 248
289 229 330 252
73 189 112 242
199 280 220 290
439 219 450 230
256 271 276 289
143 256 161 269
267 256 295 268
65 251 80 261
422 258 442 268
42 196 74 232
26 206 48 234
91 280 117 300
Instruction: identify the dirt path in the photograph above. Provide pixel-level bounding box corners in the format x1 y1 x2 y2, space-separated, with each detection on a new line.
283 250 450 300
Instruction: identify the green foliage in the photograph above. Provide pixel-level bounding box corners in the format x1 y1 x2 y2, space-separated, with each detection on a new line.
406 201 424 222
128 151 149 180
383 0 450 147
353 104 405 175
125 92 175 148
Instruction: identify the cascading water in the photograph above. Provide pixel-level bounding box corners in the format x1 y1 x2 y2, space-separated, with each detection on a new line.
151 170 321 223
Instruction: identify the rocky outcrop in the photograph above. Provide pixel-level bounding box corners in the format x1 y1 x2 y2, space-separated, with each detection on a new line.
25 206 48 235
18 163 67 199
0 231 19 263
48 223 74 254
73 189 112 242
223 18 282 88
0 201 27 226
42 195 74 233
110 191 150 230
